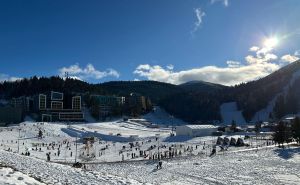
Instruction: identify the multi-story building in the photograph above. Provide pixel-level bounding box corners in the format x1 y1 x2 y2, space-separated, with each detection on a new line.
125 93 152 117
34 91 84 122
90 95 125 119
10 96 33 112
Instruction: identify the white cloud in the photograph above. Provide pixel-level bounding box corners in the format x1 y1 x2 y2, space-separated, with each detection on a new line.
134 62 280 86
166 64 174 70
191 8 206 34
294 50 300 56
0 74 21 82
249 46 260 52
133 44 290 86
59 63 120 81
211 0 229 7
281 54 300 63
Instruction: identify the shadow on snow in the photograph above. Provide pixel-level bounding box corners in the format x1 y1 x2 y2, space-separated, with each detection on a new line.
274 147 300 160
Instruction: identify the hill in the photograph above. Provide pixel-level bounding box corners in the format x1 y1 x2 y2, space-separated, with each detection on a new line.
179 80 227 93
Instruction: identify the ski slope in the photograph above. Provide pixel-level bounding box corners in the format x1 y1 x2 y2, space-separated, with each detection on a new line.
252 69 300 122
220 102 246 125
142 106 186 126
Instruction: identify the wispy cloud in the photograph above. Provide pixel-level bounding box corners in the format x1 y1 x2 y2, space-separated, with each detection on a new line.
191 8 206 34
58 63 120 81
211 0 229 7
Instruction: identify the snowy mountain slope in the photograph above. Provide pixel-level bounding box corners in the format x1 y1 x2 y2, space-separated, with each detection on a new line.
220 102 246 125
142 106 186 126
252 68 300 122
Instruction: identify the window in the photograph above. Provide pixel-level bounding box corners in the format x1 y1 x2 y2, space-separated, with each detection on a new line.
51 101 63 110
51 91 63 100
72 96 81 110
59 112 84 120
39 94 47 110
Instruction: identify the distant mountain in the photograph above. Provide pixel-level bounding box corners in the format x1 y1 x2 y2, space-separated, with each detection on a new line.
179 80 227 93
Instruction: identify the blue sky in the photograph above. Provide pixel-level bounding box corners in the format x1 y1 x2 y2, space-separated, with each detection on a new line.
1 0 300 85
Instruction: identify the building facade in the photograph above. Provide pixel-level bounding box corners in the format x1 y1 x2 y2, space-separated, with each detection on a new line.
90 95 125 119
34 91 84 122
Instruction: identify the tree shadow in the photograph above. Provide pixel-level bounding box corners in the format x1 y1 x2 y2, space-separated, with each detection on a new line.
274 147 300 160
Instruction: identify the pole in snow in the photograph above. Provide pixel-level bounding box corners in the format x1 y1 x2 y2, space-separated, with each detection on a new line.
75 134 78 163
17 127 21 153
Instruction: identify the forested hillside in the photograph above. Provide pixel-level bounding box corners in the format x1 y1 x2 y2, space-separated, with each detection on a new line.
1 60 300 123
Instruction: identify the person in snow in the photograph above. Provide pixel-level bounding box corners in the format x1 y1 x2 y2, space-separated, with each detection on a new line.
210 146 217 157
158 161 163 169
46 152 51 161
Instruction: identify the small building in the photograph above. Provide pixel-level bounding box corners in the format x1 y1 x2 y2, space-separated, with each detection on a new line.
176 125 218 137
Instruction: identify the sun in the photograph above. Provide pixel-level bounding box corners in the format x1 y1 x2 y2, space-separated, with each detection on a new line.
264 37 279 48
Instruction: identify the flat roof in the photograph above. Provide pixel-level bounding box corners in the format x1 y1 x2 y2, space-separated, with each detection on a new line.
182 125 217 129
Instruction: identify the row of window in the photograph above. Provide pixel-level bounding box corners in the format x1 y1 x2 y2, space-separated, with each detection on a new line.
59 113 84 120
39 94 81 110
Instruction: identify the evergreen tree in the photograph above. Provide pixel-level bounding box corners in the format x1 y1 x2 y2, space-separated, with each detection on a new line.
231 120 237 132
273 121 291 147
292 117 300 144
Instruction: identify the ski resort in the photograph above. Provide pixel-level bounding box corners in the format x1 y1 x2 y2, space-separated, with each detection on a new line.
1 0 300 184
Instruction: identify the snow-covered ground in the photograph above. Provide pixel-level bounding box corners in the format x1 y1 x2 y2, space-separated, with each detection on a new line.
0 150 141 185
1 145 299 185
0 166 45 185
91 146 300 185
0 117 299 184
220 102 246 125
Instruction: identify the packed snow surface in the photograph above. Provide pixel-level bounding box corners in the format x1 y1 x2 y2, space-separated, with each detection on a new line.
142 106 186 126
0 166 45 185
220 102 246 125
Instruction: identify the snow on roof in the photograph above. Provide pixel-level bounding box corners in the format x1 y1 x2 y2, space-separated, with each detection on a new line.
184 125 217 129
